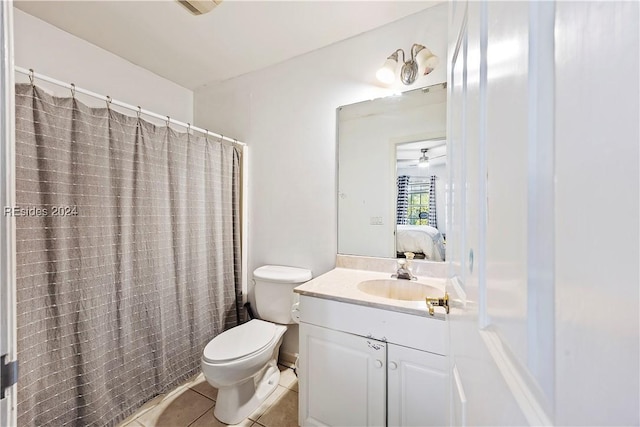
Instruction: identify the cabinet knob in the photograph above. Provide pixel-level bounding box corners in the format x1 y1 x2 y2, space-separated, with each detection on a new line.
374 359 383 368
389 361 398 370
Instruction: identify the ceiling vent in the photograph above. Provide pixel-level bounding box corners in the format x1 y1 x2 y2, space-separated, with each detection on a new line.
178 0 222 15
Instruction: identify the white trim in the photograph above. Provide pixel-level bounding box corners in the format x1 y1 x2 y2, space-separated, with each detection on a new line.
479 328 553 426
477 0 489 330
526 0 556 404
241 147 249 305
1 1 17 426
452 364 467 427
449 275 466 304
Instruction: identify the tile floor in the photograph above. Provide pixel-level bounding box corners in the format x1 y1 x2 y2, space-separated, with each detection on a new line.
118 364 299 427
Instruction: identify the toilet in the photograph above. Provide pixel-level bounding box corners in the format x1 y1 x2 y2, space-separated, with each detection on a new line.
201 265 312 424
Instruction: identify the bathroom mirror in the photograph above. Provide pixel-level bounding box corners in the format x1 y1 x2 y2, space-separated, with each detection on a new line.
337 83 447 260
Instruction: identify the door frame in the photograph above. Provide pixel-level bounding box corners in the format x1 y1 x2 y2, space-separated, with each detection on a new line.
0 1 17 426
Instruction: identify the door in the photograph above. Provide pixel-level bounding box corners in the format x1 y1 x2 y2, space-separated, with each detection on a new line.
446 1 555 425
387 344 447 427
0 1 17 426
299 323 386 427
447 1 639 425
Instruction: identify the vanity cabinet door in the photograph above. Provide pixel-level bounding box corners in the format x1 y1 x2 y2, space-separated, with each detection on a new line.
387 344 448 427
299 323 386 427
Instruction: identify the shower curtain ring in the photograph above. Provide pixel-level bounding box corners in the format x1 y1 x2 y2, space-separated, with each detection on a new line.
166 116 171 127
204 129 209 141
219 135 224 143
187 123 191 133
28 69 34 86
136 106 141 119
70 83 76 98
106 96 112 108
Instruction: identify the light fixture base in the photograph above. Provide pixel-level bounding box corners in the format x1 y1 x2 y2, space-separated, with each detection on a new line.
400 60 419 85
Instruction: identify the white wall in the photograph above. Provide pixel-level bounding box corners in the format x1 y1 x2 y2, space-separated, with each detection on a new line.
13 8 193 123
195 4 447 278
194 4 447 358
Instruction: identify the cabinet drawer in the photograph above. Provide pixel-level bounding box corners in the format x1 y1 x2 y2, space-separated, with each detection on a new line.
299 295 448 356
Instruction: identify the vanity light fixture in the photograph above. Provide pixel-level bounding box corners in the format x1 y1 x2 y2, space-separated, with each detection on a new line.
418 148 430 168
377 44 439 85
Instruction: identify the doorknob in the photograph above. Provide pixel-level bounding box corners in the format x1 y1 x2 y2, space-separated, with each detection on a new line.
389 361 398 370
374 360 383 368
425 292 450 316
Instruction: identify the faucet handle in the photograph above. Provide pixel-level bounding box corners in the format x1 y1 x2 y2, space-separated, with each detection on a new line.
425 292 450 316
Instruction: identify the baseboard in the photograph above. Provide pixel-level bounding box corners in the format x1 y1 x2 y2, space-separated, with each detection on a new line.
279 350 298 369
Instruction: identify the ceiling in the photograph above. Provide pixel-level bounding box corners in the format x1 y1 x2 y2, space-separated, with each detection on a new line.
15 1 440 90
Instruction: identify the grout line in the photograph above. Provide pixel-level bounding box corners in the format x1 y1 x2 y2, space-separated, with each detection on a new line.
186 410 209 427
188 403 215 427
188 385 217 402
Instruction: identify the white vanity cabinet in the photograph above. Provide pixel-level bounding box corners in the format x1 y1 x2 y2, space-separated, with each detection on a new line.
300 323 386 426
298 294 448 427
387 344 448 427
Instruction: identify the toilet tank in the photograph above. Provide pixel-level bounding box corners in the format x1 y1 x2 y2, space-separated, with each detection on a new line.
254 265 312 324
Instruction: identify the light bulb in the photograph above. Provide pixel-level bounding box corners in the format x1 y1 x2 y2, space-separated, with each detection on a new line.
376 56 398 84
415 46 439 75
415 46 433 65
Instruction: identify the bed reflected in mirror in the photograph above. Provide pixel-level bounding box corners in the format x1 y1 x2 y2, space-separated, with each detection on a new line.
395 139 446 261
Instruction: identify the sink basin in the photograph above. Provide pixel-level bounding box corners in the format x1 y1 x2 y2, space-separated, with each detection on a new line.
357 279 442 301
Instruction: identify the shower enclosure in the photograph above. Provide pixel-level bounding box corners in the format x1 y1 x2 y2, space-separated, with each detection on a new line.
11 80 245 426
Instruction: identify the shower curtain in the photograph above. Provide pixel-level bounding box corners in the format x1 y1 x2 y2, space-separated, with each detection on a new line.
14 84 242 426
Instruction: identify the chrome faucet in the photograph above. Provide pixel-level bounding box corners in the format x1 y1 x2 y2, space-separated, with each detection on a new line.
392 252 417 280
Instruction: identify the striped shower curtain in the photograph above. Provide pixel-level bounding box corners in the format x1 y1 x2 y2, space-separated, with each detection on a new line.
14 84 242 426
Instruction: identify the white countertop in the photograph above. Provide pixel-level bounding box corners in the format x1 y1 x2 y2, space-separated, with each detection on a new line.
294 267 448 317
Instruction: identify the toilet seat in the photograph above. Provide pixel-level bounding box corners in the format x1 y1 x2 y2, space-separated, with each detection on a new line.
203 319 278 363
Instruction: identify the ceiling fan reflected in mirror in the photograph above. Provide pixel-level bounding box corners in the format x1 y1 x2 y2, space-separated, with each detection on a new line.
418 148 430 168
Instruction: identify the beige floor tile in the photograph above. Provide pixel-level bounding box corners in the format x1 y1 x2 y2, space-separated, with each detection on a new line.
117 393 167 426
247 385 287 422
255 388 299 427
277 365 298 392
189 374 219 401
137 388 214 427
121 421 145 427
188 409 253 427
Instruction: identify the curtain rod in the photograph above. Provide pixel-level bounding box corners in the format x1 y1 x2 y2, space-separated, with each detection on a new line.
14 66 246 147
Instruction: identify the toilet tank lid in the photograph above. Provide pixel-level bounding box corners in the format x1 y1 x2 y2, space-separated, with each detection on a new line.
253 265 312 283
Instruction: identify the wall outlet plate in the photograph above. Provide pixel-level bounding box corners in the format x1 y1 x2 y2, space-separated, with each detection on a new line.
369 217 383 225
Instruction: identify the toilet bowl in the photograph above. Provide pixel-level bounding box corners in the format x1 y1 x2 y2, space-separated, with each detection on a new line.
201 265 312 424
201 319 287 424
